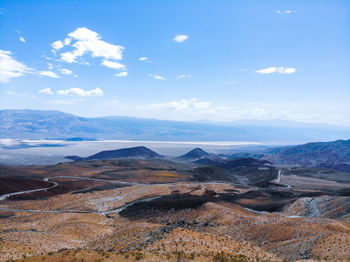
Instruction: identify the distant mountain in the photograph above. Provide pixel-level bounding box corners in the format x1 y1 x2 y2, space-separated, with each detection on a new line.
66 146 162 161
175 148 209 161
1 109 350 143
223 152 265 160
0 110 248 141
263 139 350 166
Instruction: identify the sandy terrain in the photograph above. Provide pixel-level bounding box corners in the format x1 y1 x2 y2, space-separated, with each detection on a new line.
0 159 349 261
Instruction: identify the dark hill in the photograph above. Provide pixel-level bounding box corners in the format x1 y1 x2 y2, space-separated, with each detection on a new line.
193 157 277 187
176 148 209 161
66 146 162 161
191 166 235 182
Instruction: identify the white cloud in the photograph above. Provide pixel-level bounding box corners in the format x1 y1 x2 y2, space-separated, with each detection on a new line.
0 50 33 83
64 37 71 45
43 55 52 61
139 57 148 61
38 88 54 95
19 36 26 43
59 68 73 75
176 74 186 79
101 59 126 70
151 98 212 112
147 99 347 125
276 10 296 15
39 71 60 78
282 67 296 74
53 27 125 69
51 40 64 51
173 34 188 43
176 74 192 79
149 74 166 80
57 87 103 96
255 67 276 74
115 71 128 77
255 67 296 74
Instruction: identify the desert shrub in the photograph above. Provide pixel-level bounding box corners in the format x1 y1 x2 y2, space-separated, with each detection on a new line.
213 252 229 262
134 251 144 260
213 252 248 262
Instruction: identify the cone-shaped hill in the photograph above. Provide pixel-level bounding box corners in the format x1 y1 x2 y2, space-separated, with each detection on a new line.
175 147 210 161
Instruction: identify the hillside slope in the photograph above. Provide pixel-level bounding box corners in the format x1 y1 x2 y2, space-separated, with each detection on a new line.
264 139 350 166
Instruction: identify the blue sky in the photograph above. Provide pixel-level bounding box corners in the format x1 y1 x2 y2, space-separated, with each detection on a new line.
0 0 349 126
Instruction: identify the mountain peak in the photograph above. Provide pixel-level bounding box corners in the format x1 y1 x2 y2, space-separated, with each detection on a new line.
176 147 210 161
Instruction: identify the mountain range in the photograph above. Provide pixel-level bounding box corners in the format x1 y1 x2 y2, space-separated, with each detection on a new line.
1 109 350 143
65 138 350 172
224 139 350 171
263 139 350 166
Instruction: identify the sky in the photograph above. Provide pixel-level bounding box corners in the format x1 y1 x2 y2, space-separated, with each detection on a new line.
0 0 349 126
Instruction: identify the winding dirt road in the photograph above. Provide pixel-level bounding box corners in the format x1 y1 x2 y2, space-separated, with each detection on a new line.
0 176 235 214
308 198 320 217
275 169 291 189
0 181 58 202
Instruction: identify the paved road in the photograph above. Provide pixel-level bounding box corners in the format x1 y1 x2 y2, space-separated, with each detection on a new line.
308 198 320 217
244 207 264 215
246 196 322 218
0 181 58 202
274 169 291 189
0 207 94 214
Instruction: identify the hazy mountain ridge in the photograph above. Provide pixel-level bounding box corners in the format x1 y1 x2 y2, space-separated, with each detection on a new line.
263 139 350 166
1 110 350 143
